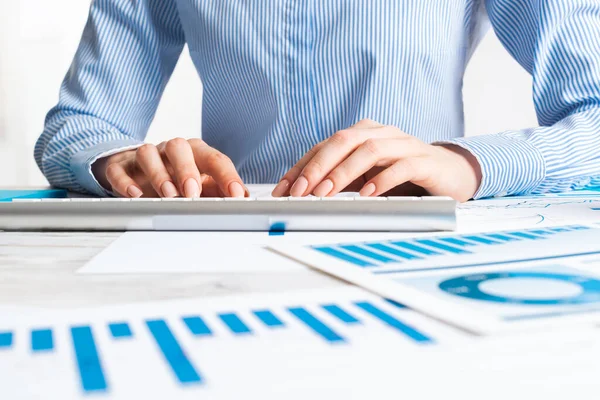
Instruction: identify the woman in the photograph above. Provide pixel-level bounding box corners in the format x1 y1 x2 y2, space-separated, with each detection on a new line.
35 0 600 201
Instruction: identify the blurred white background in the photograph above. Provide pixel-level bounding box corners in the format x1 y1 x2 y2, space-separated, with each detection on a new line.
0 1 537 187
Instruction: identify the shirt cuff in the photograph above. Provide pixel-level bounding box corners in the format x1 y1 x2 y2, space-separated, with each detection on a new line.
436 134 547 199
70 139 144 196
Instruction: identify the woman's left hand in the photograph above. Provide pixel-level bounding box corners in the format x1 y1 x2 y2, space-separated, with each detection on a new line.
272 119 482 202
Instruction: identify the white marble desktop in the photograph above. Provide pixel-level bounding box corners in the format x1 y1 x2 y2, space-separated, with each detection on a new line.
0 185 343 309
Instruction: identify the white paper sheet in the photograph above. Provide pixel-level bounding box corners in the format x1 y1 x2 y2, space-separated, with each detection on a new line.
0 287 471 399
272 224 600 333
77 231 423 274
458 193 600 232
2 286 600 399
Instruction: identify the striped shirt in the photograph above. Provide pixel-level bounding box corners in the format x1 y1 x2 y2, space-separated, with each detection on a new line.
35 0 600 198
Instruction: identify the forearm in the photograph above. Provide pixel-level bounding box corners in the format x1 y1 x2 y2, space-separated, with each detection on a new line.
35 109 143 195
439 107 600 198
34 0 185 195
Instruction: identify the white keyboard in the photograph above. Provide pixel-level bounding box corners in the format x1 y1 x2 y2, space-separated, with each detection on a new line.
0 196 457 231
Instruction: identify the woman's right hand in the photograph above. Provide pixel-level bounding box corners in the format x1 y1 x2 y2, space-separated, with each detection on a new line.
92 138 248 198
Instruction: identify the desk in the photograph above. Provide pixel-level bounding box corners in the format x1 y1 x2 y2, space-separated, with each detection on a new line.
0 231 342 309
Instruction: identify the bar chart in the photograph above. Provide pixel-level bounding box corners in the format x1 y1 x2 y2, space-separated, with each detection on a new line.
297 225 598 274
272 226 600 333
0 288 462 398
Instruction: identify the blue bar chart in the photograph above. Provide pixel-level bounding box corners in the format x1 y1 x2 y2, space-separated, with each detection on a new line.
0 294 438 397
308 225 598 274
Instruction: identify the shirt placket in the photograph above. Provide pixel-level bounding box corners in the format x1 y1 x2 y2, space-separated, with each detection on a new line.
283 0 319 157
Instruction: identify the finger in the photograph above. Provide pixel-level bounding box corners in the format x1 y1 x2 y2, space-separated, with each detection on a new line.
188 139 247 197
164 138 202 198
199 175 227 197
135 144 179 198
290 128 397 197
272 142 325 197
105 161 143 198
315 138 426 197
351 118 385 129
359 157 430 197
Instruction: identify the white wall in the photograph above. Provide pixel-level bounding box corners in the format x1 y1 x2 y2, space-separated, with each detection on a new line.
0 1 537 187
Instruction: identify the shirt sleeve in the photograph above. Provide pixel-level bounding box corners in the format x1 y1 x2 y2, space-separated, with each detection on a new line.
438 0 600 199
34 0 186 195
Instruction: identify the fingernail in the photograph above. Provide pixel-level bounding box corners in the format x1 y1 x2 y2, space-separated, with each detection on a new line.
161 181 178 198
272 179 290 197
229 181 245 198
359 183 376 197
313 179 334 197
127 185 143 198
290 176 309 197
183 178 200 198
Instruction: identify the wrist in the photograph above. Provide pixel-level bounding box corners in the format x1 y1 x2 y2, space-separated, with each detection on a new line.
437 144 482 201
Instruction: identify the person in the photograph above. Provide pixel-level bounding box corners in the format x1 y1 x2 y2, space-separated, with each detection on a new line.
35 0 600 202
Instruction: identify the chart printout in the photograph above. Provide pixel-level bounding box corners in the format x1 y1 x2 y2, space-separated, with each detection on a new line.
272 225 600 333
0 287 468 399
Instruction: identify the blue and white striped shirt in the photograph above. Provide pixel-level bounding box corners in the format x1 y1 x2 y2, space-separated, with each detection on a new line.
35 0 600 198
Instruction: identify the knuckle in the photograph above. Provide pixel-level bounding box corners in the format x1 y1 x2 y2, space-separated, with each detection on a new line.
105 163 121 179
302 160 325 182
360 118 375 125
328 169 348 185
363 139 381 157
331 129 352 144
148 169 168 185
165 137 188 152
285 165 303 180
188 138 205 148
136 143 155 157
206 151 231 167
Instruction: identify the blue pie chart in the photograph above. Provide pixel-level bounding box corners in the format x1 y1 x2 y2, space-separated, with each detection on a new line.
438 271 600 305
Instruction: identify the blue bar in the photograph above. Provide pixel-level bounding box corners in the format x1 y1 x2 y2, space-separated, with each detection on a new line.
108 322 133 339
569 225 589 231
354 302 433 343
70 326 108 393
253 310 285 328
366 243 421 260
182 316 212 336
288 307 345 343
549 227 571 232
530 229 553 236
385 299 408 309
146 319 203 384
0 332 13 348
390 241 441 256
415 239 470 254
462 235 501 245
313 246 375 267
322 304 360 324
508 231 542 240
268 222 286 236
31 329 54 352
219 313 252 335
438 237 477 247
340 245 396 264
486 233 520 242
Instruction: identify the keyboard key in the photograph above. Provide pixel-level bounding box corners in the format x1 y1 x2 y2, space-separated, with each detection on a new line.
223 197 256 202
192 198 224 202
100 198 131 202
353 197 387 201
287 197 320 201
387 196 420 201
